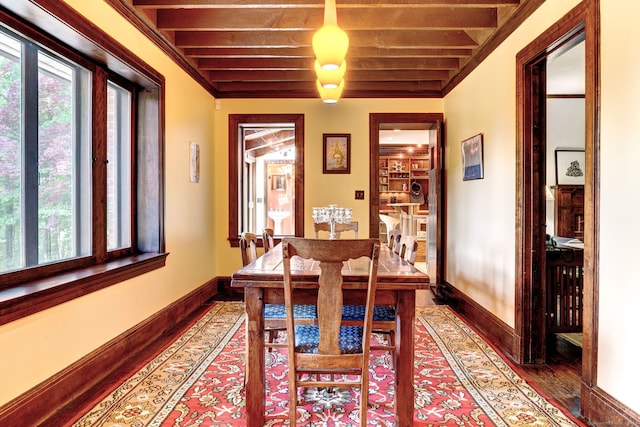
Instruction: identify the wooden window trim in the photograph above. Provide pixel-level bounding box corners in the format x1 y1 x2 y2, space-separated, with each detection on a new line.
0 2 167 322
0 253 168 326
228 114 305 247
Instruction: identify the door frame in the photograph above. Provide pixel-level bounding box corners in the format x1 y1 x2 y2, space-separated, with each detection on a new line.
515 0 598 410
369 113 445 293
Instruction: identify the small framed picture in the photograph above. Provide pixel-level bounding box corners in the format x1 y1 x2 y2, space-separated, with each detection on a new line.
461 133 484 180
323 133 350 174
555 149 585 185
271 174 286 191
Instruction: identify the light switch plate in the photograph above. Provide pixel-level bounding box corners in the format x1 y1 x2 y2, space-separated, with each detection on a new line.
355 190 365 200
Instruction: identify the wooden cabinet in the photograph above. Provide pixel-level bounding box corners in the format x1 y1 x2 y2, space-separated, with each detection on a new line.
552 185 584 239
379 155 428 213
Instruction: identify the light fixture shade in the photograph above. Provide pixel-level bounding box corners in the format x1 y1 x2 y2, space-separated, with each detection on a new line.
315 60 346 89
316 79 344 103
312 24 349 70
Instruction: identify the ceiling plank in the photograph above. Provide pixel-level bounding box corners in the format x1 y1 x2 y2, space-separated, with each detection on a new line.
116 0 532 98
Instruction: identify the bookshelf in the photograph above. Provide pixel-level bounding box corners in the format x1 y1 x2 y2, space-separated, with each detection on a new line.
379 155 429 214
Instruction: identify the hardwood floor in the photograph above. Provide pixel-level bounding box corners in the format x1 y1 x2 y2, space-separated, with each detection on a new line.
50 291 585 425
517 334 584 421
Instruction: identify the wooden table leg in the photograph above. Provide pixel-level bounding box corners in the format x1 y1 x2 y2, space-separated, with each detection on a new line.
244 287 265 427
395 290 415 426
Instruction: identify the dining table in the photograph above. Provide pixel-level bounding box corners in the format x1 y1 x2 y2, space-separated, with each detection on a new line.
231 241 430 426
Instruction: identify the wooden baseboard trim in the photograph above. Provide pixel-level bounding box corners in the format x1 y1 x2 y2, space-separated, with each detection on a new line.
0 278 220 426
439 280 517 360
441 281 640 426
582 384 640 426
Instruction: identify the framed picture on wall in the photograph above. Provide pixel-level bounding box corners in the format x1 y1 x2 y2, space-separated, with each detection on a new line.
323 133 350 174
555 149 585 185
461 133 484 180
271 174 286 191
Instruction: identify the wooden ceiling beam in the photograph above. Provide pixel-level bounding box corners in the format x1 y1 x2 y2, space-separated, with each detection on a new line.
155 8 498 31
185 46 474 58
207 69 451 82
198 56 459 70
133 0 519 9
121 0 530 98
208 69 315 81
215 80 442 92
174 29 479 48
198 57 460 72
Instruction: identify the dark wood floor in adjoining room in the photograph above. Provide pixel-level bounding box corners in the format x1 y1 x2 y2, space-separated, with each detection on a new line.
517 334 583 421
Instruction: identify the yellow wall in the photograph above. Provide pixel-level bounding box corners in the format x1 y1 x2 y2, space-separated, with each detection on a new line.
0 0 217 405
212 98 443 276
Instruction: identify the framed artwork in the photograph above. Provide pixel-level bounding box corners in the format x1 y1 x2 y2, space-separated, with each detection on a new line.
189 142 200 183
271 174 286 191
461 133 484 180
555 149 585 185
323 133 350 174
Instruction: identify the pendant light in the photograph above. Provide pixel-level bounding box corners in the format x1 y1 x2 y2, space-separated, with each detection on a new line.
312 0 349 71
315 60 346 89
316 79 344 104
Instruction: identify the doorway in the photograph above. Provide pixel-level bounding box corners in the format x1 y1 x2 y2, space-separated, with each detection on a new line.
227 114 305 247
369 113 444 301
516 0 598 418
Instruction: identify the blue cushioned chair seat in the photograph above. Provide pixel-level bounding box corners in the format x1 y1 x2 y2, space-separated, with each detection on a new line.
294 325 363 354
264 303 317 319
342 305 395 321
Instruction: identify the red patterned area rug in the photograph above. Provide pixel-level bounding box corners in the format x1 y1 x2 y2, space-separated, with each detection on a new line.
71 302 583 426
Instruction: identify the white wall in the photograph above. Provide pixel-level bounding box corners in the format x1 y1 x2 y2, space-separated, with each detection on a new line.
443 1 584 330
546 98 585 235
444 0 640 415
598 0 640 412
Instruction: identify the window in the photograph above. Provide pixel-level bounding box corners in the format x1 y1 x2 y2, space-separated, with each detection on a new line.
106 81 132 251
0 3 165 324
0 30 92 273
228 114 304 246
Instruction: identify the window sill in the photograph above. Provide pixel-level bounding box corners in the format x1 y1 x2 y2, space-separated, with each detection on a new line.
0 252 168 326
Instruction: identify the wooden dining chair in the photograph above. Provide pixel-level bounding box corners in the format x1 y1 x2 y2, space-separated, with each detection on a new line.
262 227 275 252
379 213 401 245
282 238 381 426
388 229 401 251
239 232 258 266
313 223 396 364
240 231 312 350
313 221 358 239
398 235 419 265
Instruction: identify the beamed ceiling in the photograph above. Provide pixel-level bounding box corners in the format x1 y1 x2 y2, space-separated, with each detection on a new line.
111 0 539 99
